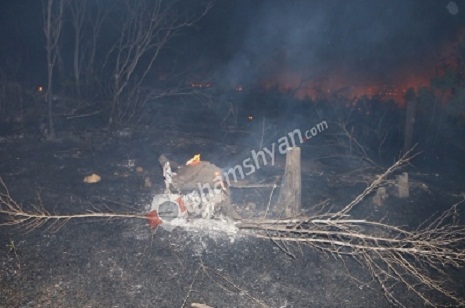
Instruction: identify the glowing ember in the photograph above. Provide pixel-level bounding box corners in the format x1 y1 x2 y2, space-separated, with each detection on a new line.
186 154 201 165
146 210 162 229
176 196 187 213
260 67 433 106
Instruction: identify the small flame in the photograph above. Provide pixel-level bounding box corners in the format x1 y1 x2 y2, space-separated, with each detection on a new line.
186 154 201 166
37 86 43 93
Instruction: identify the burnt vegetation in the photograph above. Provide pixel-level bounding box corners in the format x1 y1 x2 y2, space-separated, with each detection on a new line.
0 1 465 307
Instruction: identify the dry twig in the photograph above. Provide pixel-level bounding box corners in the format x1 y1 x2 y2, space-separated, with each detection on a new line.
0 178 146 232
238 201 465 307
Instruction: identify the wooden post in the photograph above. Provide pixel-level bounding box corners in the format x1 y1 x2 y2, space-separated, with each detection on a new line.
278 147 301 217
396 172 409 198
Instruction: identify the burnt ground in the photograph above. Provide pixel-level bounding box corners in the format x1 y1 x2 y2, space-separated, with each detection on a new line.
1 100 465 308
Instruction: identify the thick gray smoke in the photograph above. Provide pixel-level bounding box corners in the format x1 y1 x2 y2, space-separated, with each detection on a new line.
216 0 464 88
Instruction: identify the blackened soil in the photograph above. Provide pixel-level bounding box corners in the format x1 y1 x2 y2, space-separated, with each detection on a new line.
0 109 464 307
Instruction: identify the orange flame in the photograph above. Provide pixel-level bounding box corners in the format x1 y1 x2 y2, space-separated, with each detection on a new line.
186 154 201 166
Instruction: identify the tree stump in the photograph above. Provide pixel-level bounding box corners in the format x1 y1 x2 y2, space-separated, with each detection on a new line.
277 147 301 217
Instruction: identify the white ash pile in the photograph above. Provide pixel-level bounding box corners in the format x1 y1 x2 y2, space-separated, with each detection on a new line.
146 154 241 232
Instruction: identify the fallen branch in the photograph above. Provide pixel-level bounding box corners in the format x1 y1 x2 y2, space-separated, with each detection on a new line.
0 178 146 232
238 200 465 307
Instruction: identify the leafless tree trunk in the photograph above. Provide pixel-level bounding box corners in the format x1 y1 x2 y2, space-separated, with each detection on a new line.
43 0 66 139
85 0 107 88
69 0 86 99
277 147 301 217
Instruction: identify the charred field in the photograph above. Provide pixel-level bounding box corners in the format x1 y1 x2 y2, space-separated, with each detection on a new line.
0 94 464 308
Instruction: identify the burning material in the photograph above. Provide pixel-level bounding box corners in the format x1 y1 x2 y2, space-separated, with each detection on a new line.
259 66 432 104
145 210 163 229
151 154 241 230
186 154 201 166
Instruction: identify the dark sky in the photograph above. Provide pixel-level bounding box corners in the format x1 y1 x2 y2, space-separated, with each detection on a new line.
0 0 464 87
0 0 44 80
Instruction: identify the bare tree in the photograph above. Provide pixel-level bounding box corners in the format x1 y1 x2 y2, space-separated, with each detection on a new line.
43 0 66 139
105 0 213 129
68 0 108 101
